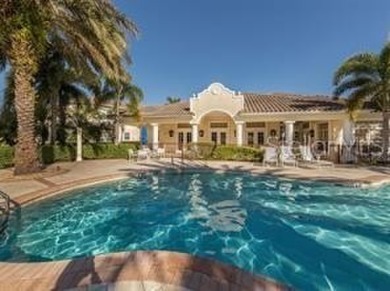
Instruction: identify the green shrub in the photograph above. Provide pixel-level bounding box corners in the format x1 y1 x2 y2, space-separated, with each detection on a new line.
0 146 14 169
188 143 263 162
211 145 264 162
188 142 216 159
40 145 76 164
82 142 140 160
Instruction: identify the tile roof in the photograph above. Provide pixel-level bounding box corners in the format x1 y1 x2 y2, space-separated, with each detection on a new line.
242 93 346 113
141 101 192 117
140 93 346 117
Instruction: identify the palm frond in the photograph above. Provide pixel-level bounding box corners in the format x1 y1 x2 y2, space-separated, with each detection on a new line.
346 84 379 119
333 76 376 97
333 53 378 85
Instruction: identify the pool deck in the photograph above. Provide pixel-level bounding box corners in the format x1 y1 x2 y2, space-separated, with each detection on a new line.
0 251 288 291
1 159 389 204
0 159 389 290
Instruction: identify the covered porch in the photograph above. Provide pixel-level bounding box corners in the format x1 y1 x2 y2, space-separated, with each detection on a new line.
141 111 347 162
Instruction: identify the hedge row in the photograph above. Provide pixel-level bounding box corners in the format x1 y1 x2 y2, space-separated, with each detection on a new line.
0 146 14 169
212 145 264 161
188 143 264 162
0 142 264 169
0 142 140 169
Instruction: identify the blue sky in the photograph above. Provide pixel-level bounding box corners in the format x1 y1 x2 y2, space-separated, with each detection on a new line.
1 0 390 105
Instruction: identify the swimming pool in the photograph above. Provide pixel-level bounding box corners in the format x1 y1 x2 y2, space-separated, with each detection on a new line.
0 172 389 290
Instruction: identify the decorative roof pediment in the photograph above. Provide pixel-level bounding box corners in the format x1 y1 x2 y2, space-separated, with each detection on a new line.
190 83 244 123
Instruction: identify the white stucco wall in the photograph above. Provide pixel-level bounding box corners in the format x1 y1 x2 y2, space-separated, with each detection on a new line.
121 125 140 142
190 83 244 123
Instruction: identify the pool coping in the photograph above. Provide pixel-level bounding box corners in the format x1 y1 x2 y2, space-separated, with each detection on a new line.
9 166 390 208
0 250 291 290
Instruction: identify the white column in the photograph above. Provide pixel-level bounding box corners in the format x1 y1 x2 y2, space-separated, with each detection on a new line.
284 121 295 146
118 125 123 144
76 127 83 162
151 123 159 150
191 123 199 144
236 121 244 146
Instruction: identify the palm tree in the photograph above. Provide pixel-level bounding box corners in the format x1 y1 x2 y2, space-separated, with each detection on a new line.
166 96 181 104
94 79 143 144
67 98 103 162
36 46 100 145
0 72 17 146
333 43 390 162
0 1 137 174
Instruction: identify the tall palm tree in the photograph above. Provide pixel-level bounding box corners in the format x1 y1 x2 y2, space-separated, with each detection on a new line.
36 46 100 145
0 71 17 146
94 79 143 144
333 43 390 162
0 1 137 174
67 97 103 162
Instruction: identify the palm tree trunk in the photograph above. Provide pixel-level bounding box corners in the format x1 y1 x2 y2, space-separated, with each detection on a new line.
50 94 58 145
114 87 123 145
114 99 120 145
383 110 390 162
9 31 41 175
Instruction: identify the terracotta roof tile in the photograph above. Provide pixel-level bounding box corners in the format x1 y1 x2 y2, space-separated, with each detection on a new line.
139 93 346 117
242 93 345 113
141 101 192 117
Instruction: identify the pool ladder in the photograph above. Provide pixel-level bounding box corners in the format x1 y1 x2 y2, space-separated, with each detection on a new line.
0 190 10 235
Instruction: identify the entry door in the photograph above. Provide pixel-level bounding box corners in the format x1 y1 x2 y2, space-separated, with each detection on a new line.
178 131 192 150
211 132 218 144
178 132 184 150
211 131 227 145
220 132 227 145
247 132 254 146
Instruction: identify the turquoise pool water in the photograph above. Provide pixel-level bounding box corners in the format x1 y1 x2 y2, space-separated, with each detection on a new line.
0 172 389 290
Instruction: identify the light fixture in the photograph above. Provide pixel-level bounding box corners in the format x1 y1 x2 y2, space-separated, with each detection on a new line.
199 130 204 137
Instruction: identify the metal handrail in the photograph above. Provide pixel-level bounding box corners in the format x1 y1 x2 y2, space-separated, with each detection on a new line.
0 190 10 234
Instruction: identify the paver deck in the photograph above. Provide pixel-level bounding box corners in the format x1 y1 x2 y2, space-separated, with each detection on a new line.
1 159 390 202
0 251 289 291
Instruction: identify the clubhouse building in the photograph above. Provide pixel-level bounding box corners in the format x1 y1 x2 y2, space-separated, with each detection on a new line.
122 83 383 162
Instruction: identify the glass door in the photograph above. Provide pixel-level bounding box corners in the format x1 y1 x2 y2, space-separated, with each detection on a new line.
247 132 254 147
211 132 217 144
220 132 227 145
257 132 264 146
178 132 184 150
186 132 192 144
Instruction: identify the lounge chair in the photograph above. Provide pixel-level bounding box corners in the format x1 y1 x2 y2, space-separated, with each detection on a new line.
136 149 149 160
280 146 297 167
263 147 279 167
151 147 165 159
299 145 334 167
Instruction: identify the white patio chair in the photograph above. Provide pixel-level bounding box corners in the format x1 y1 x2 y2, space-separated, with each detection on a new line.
157 147 165 158
263 147 279 167
151 147 165 159
299 145 334 168
128 149 137 163
280 146 297 167
136 149 149 160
